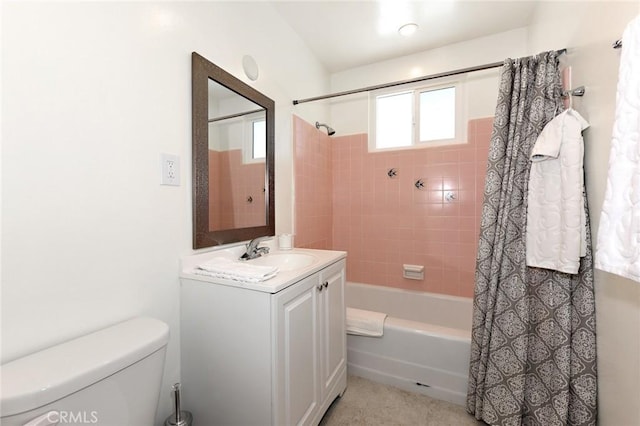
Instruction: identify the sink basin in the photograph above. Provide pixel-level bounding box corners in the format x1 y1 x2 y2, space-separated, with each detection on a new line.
249 253 317 271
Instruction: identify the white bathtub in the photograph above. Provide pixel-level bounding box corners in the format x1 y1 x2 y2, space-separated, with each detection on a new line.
345 282 472 406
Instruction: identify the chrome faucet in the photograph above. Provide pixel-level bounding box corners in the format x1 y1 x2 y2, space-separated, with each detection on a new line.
240 236 271 260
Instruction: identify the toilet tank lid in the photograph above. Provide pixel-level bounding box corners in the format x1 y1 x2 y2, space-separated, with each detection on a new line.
0 317 169 417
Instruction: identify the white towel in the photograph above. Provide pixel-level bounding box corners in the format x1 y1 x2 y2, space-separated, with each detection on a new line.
595 15 640 282
194 257 278 283
346 307 387 337
526 108 589 274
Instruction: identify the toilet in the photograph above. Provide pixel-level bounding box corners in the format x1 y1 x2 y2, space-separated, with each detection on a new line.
1 317 169 426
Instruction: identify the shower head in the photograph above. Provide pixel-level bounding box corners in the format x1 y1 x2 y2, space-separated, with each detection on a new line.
315 121 336 136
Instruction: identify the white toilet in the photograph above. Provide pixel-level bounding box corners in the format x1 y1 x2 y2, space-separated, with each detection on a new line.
1 317 169 426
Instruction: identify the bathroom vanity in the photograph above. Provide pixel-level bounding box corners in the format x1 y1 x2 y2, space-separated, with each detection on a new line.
180 247 347 426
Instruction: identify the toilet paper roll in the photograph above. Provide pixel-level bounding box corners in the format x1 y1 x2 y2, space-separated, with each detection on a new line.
278 234 293 250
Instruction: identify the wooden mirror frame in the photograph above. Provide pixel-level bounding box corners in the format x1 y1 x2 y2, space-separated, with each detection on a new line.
192 52 275 249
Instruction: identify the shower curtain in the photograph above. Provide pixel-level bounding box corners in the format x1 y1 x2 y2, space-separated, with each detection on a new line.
466 51 597 426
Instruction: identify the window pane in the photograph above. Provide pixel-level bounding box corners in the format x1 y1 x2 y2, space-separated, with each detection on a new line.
419 87 455 141
252 119 266 159
376 92 413 149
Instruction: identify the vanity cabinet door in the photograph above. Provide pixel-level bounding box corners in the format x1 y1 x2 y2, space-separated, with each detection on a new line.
273 273 320 426
318 260 346 400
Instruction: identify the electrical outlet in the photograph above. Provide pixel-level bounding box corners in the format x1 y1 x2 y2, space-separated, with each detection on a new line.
160 153 180 186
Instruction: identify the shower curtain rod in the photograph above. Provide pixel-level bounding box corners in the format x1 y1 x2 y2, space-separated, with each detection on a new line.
292 48 567 105
208 108 264 123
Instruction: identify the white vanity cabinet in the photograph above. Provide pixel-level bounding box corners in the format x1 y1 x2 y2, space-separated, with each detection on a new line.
180 250 346 426
273 259 346 426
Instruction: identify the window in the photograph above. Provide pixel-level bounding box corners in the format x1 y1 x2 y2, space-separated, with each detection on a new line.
243 115 266 164
375 91 413 149
419 87 456 141
370 80 466 151
251 119 266 159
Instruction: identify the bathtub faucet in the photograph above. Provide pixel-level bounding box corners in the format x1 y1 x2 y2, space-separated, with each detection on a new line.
240 236 271 260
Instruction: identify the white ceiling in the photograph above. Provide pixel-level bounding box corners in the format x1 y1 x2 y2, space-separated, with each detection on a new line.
272 1 539 73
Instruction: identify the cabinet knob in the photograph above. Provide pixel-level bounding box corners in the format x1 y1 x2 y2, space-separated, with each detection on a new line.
323 281 329 288
317 284 323 292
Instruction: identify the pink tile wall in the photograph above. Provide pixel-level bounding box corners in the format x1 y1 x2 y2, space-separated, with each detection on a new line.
293 115 333 249
293 116 493 298
208 149 266 230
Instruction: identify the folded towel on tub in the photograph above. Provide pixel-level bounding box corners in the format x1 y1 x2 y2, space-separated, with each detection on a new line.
346 307 387 337
194 257 278 283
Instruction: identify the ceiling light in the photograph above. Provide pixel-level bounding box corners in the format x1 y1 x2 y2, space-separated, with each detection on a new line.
398 23 418 37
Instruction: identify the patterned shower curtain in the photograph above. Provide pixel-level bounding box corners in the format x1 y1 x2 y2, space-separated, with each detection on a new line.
466 51 597 426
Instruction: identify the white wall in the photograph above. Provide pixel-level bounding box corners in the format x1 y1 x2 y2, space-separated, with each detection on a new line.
1 2 328 424
328 28 529 136
530 3 640 424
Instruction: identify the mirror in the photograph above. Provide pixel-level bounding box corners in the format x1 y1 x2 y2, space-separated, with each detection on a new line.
207 79 267 231
192 52 275 249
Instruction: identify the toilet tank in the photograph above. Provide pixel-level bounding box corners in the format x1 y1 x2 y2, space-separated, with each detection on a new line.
1 317 169 426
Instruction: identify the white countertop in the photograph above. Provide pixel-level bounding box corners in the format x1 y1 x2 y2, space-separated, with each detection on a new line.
180 244 347 294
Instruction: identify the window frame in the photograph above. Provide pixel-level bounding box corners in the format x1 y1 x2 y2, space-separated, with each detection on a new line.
368 77 467 152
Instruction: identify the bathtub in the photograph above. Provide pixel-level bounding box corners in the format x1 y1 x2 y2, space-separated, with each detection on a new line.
345 282 472 406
